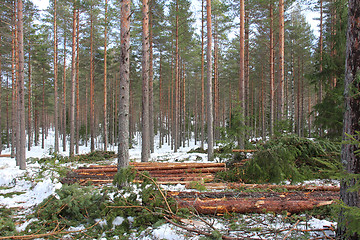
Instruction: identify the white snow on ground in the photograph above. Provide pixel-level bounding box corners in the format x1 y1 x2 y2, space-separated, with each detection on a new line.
0 130 338 239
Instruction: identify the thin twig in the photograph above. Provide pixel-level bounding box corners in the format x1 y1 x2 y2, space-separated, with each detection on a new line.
282 220 300 240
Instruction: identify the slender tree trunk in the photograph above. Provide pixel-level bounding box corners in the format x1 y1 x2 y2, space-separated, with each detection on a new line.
6 76 10 148
159 53 163 147
149 4 154 153
69 5 77 156
42 68 45 149
261 64 266 139
201 0 205 150
27 44 32 151
338 0 360 238
17 0 26 169
53 0 59 152
141 0 150 162
62 36 67 152
75 9 80 154
239 0 245 147
206 0 214 160
174 0 179 152
0 39 2 154
318 0 324 137
269 1 275 136
278 0 284 120
103 0 108 151
90 7 95 152
118 0 131 169
11 10 16 159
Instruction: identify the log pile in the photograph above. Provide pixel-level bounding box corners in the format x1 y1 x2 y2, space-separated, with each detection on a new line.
61 162 227 185
168 190 338 214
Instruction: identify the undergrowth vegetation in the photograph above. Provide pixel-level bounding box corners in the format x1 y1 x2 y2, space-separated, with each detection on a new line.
217 135 341 183
21 167 183 239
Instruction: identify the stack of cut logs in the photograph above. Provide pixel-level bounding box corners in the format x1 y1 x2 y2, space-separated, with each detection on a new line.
61 162 226 185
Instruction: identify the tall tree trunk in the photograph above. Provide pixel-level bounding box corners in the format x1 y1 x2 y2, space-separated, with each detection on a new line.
338 0 360 238
27 44 32 151
141 0 150 162
103 0 108 151
75 9 80 154
0 38 2 154
278 0 284 121
118 0 131 170
17 0 26 169
90 7 95 152
11 8 16 159
206 0 214 160
269 1 275 136
239 0 245 147
318 0 323 137
62 35 67 152
201 0 205 150
149 4 154 153
69 5 77 156
159 53 163 147
42 68 45 149
53 0 59 152
174 0 179 152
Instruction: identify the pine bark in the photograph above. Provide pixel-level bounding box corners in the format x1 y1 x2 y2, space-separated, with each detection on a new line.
206 0 214 160
103 0 108 151
27 44 32 151
11 8 16 158
338 0 360 238
17 0 26 169
118 0 131 169
90 7 95 152
278 0 284 120
149 5 154 153
62 35 67 152
174 0 179 152
269 2 275 136
69 5 77 156
75 9 80 154
239 0 245 147
201 0 205 150
53 0 59 152
141 0 150 162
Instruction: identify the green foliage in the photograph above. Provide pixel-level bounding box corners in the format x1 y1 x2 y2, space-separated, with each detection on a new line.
0 208 16 236
188 181 207 191
336 202 360 238
32 184 107 228
218 135 341 184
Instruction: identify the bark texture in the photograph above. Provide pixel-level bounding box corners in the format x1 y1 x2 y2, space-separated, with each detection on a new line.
338 0 360 238
17 0 26 169
118 0 131 169
141 0 150 162
206 0 214 160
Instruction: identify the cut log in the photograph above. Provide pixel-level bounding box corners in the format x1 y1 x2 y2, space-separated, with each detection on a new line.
170 191 338 214
0 154 11 157
177 198 335 214
185 182 340 192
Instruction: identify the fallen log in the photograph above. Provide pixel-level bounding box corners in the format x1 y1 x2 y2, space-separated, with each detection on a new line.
171 191 338 214
185 182 340 192
177 198 335 214
0 154 11 157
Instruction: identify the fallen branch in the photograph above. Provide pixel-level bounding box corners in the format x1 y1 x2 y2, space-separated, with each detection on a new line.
232 149 257 153
164 216 241 240
0 219 101 240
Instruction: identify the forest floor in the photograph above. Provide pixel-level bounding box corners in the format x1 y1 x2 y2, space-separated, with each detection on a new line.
0 131 338 239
